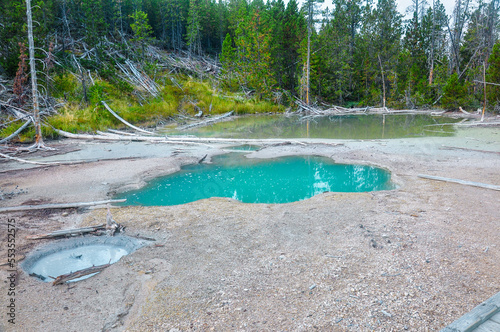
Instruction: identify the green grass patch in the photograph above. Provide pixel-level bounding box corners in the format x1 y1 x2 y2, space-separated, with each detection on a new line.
1 72 285 142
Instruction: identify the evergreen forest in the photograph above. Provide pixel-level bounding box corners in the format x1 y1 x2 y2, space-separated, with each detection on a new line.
1 0 499 141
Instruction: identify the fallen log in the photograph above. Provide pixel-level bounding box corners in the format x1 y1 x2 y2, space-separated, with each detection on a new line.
418 174 500 191
54 128 166 142
54 127 340 146
101 101 155 135
52 263 111 285
440 146 500 155
107 129 138 136
0 118 32 144
96 130 121 138
26 224 107 240
198 154 207 163
474 79 500 87
0 199 126 213
455 121 500 127
0 152 59 166
178 111 234 130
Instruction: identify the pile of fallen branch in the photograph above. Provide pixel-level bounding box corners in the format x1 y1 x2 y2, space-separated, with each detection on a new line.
292 98 446 118
157 49 221 77
292 98 372 117
1 83 62 144
25 210 124 240
116 59 160 98
178 111 234 130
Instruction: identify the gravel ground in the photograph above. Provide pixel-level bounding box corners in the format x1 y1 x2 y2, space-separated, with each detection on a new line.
0 125 498 331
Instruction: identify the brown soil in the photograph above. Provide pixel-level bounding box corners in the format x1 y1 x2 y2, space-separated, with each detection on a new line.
0 126 499 331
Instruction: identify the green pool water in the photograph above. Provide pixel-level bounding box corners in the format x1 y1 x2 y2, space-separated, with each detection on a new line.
163 114 458 139
116 154 395 206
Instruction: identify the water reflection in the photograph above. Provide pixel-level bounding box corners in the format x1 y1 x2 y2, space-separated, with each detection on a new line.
117 154 395 206
162 114 458 139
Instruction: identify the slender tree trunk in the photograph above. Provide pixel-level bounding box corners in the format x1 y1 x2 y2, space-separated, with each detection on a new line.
449 0 470 75
429 0 436 85
306 28 311 106
482 60 486 121
26 0 46 149
306 2 312 106
378 54 386 109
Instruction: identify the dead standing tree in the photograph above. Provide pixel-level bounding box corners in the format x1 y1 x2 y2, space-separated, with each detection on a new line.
303 0 323 106
448 0 471 76
26 0 51 150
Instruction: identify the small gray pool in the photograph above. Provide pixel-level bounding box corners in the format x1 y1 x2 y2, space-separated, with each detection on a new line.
22 235 148 283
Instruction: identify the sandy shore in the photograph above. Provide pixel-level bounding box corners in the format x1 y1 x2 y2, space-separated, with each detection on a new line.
0 126 499 331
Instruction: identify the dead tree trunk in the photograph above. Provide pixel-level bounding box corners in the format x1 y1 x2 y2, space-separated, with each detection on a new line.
482 60 486 121
26 0 48 150
52 263 111 285
448 0 471 75
378 54 386 109
306 2 312 106
429 0 436 85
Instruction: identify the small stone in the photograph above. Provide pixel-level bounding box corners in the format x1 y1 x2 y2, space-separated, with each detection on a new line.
309 284 317 290
381 310 392 318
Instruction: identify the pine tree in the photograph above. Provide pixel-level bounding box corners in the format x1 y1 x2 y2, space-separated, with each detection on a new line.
318 0 363 104
486 41 500 109
186 0 202 56
130 10 154 56
403 4 427 106
165 0 186 50
220 33 235 70
372 0 402 106
80 0 108 49
234 7 275 97
0 0 27 76
268 0 286 89
283 0 306 93
422 0 448 86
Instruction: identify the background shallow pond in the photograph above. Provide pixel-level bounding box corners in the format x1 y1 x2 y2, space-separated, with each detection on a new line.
162 114 458 139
